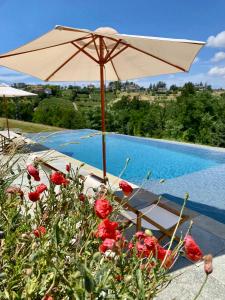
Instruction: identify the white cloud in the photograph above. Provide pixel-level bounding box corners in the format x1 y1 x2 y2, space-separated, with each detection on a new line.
211 51 225 62
207 31 225 48
0 67 29 83
133 71 225 89
208 66 225 76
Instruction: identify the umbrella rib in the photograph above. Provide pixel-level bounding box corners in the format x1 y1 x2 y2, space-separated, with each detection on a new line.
92 34 100 60
71 42 99 64
104 39 122 62
105 36 187 72
0 35 92 59
45 37 98 81
110 60 120 81
102 38 120 81
127 44 186 72
106 45 129 63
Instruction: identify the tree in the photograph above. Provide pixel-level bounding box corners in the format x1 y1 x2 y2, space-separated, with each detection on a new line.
170 84 179 92
181 82 196 96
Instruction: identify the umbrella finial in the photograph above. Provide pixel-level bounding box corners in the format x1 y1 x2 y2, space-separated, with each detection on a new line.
95 27 118 35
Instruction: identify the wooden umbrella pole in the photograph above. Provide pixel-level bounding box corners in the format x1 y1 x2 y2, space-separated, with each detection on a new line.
99 37 107 181
3 95 10 139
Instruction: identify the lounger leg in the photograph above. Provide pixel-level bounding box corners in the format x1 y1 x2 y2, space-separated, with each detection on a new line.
136 212 142 231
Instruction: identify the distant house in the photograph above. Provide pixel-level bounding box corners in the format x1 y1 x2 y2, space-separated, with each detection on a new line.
87 84 95 90
13 82 26 89
44 88 52 95
28 85 52 95
121 82 141 92
157 87 167 93
194 83 205 91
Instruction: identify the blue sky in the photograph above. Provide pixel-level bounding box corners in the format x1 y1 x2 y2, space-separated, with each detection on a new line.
0 0 225 88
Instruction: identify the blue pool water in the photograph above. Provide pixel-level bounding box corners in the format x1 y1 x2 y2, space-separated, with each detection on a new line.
28 129 225 224
27 129 225 184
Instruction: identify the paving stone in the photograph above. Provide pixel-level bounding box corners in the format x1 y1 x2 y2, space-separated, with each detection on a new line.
193 215 225 240
210 249 225 285
197 275 225 300
156 285 193 300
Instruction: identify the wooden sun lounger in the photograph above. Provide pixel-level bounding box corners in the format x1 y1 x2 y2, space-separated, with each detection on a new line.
84 173 189 241
39 162 189 242
114 195 189 242
0 131 28 153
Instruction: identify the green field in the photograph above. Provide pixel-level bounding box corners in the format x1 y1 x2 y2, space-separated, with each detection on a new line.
0 118 64 133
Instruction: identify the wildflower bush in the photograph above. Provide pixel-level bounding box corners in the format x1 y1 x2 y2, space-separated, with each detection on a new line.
0 154 211 299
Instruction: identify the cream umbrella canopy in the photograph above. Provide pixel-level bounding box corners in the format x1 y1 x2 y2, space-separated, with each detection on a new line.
0 26 205 180
0 83 36 138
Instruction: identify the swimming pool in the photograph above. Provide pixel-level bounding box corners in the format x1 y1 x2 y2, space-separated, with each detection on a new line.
28 129 225 224
27 129 225 183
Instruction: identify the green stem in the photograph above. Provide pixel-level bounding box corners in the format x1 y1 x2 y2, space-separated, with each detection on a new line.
193 275 208 300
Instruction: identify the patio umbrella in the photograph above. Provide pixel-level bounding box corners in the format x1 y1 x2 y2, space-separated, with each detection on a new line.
0 83 36 138
0 26 205 179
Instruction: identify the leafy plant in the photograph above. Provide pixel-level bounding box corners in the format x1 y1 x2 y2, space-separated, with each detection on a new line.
0 152 210 299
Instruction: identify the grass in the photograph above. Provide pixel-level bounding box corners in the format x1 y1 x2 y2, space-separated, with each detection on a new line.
0 118 64 133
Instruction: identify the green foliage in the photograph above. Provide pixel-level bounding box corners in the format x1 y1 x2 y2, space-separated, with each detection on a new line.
0 154 177 299
1 83 225 147
33 98 86 129
103 90 225 147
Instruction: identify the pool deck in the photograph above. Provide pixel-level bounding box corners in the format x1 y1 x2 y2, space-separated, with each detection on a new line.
2 132 225 299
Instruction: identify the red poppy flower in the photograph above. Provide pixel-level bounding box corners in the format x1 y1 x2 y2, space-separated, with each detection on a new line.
115 274 123 281
27 164 40 181
115 230 123 241
50 172 67 185
33 226 46 238
96 219 118 240
62 178 70 186
184 235 203 262
28 191 40 202
79 193 86 202
128 242 134 250
99 238 116 253
135 231 146 240
155 244 174 268
94 198 112 219
66 164 71 172
6 186 24 199
119 180 133 196
35 183 47 194
136 242 151 258
43 295 53 300
144 236 158 251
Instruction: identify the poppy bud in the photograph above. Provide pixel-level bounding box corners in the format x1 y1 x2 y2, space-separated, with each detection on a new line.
27 164 40 181
66 163 71 172
203 254 213 275
124 275 132 283
145 229 153 236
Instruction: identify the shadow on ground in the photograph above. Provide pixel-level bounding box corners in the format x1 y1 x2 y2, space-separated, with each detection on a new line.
21 143 50 153
163 193 225 225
